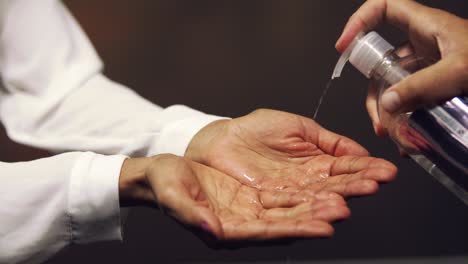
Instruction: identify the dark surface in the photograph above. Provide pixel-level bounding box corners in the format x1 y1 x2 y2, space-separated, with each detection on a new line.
1 0 466 263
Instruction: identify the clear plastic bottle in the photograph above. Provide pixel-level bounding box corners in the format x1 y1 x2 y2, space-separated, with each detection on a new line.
333 31 468 205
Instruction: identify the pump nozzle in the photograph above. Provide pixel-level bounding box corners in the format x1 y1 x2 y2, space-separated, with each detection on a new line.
332 32 365 79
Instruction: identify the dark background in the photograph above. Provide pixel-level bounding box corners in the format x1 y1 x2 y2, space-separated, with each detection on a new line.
1 0 466 263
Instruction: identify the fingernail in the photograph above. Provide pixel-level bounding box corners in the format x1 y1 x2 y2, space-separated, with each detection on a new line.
372 122 378 134
335 39 341 49
201 222 211 233
381 91 401 113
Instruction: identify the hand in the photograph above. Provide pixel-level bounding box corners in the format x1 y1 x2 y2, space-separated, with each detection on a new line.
186 109 397 198
119 154 350 240
336 0 468 135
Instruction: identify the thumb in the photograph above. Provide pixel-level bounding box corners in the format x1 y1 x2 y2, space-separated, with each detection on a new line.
160 187 224 239
380 56 467 113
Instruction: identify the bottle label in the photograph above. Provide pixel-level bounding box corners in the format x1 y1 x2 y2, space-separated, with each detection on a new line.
429 106 468 148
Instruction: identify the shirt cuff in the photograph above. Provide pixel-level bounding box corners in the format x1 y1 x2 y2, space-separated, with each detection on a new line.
150 105 229 156
68 152 127 244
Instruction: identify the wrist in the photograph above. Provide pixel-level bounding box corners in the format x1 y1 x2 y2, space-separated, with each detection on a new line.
185 119 229 163
119 157 156 207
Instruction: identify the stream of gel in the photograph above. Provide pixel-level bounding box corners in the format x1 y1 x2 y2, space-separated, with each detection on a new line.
313 55 345 120
312 78 335 120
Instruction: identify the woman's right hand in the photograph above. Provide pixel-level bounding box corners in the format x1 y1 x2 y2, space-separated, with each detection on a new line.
336 0 468 136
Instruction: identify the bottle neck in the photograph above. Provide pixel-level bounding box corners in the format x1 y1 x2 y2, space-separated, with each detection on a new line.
370 51 411 85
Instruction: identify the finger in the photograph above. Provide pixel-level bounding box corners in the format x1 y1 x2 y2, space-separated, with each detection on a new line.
366 80 388 137
330 156 397 182
395 42 415 58
366 43 415 136
315 127 370 157
260 190 314 209
323 169 395 197
309 205 351 222
366 80 382 135
260 202 350 222
329 167 397 188
336 0 432 52
261 198 346 218
300 116 369 156
260 189 345 209
325 179 380 197
311 167 383 196
223 219 335 240
381 56 468 113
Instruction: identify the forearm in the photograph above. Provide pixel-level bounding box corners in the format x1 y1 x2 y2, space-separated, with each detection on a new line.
0 152 125 263
0 0 225 158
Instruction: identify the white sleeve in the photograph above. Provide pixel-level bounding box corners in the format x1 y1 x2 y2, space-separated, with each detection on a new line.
0 152 127 264
0 0 226 263
0 0 226 158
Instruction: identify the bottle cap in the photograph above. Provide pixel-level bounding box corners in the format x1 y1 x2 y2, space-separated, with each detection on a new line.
332 31 394 79
349 31 395 78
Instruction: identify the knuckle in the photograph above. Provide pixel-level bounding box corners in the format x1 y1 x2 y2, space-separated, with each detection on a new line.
147 154 181 174
251 108 269 116
429 9 460 36
152 153 178 163
158 188 178 204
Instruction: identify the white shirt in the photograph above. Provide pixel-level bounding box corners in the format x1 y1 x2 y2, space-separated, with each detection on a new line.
0 0 223 263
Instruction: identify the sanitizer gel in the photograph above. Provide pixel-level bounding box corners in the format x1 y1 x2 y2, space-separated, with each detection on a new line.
333 31 468 205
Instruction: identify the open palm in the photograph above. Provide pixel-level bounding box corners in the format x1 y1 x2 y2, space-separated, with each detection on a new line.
187 109 397 198
146 154 350 240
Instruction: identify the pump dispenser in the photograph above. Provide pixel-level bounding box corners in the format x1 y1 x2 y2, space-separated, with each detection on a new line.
333 31 468 205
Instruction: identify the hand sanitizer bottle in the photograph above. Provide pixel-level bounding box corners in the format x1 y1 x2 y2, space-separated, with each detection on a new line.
333 31 468 205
